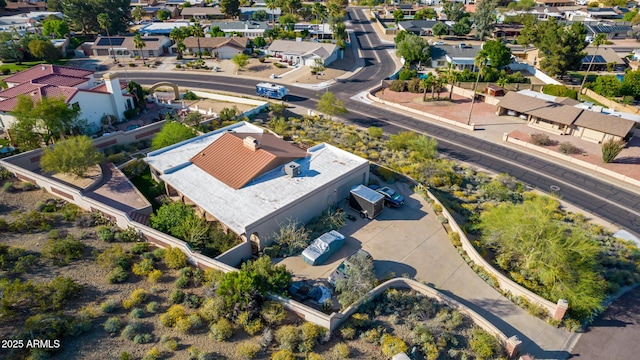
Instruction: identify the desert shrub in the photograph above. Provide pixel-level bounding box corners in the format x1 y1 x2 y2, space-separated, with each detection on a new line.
307 353 323 360
142 347 160 360
333 343 351 358
340 326 356 339
96 244 131 270
530 132 552 146
360 327 382 343
100 299 120 313
275 325 299 352
146 301 159 313
198 296 227 323
469 328 499 359
0 166 12 180
123 288 146 309
184 294 203 309
134 333 154 344
559 142 581 155
132 258 155 276
261 301 286 326
368 126 383 139
163 337 179 351
164 247 188 269
130 308 144 319
175 313 204 333
97 226 117 242
160 304 186 328
299 322 327 353
148 269 163 283
2 182 13 192
602 139 626 163
116 226 141 242
121 321 142 340
244 318 264 336
130 242 149 255
170 289 186 304
389 80 407 92
449 231 462 247
104 316 122 333
407 78 422 93
237 340 260 359
176 275 190 289
107 266 129 284
272 349 296 360
210 318 234 341
42 236 85 265
380 333 408 358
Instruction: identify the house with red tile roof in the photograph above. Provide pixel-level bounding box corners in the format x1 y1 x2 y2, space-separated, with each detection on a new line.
0 65 133 133
145 121 370 260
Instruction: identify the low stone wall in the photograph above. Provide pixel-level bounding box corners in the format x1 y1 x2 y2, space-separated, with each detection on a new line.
505 135 640 189
367 85 476 131
582 88 640 115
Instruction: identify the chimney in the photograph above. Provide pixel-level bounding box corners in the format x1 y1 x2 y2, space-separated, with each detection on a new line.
243 136 260 150
103 72 127 122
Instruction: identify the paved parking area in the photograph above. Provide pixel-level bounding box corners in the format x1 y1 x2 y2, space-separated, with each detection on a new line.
278 180 444 283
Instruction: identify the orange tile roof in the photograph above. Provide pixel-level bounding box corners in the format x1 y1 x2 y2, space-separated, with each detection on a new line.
190 132 307 189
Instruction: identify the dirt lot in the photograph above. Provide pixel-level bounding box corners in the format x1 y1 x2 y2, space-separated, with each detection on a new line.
0 177 387 360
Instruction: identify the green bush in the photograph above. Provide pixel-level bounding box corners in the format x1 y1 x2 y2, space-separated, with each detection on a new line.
42 236 85 265
542 84 578 100
130 242 149 254
559 142 581 155
124 108 137 120
100 299 120 313
107 266 129 283
469 328 499 359
176 275 190 289
340 326 356 339
132 258 155 276
97 226 116 242
530 132 552 146
170 289 186 304
380 333 408 358
123 288 146 309
164 247 188 269
164 337 179 351
121 321 142 340
209 318 234 341
134 333 153 344
236 340 260 359
130 308 144 319
148 269 163 283
333 342 351 358
271 349 296 360
299 322 327 352
389 80 407 92
104 316 122 333
146 301 159 313
275 325 299 352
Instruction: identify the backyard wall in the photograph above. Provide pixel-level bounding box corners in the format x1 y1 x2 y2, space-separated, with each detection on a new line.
582 89 640 115
508 62 561 85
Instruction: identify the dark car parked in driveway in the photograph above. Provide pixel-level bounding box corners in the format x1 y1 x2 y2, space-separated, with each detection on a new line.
376 186 404 207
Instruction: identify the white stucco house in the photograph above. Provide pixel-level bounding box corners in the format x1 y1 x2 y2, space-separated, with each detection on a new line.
144 121 370 256
267 39 342 66
0 65 134 134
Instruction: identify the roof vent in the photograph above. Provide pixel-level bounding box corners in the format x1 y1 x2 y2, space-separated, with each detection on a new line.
41 66 46 70
243 136 260 150
284 162 301 177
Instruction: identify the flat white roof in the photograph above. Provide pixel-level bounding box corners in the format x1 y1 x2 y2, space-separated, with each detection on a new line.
146 122 368 235
139 22 191 33
146 121 263 174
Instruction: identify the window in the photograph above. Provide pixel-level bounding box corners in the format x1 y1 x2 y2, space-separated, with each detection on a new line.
148 50 154 56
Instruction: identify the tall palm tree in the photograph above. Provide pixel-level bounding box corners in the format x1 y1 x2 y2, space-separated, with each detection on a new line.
97 13 117 63
312 3 327 40
579 33 607 96
446 63 457 100
133 33 146 66
420 75 435 102
190 23 205 59
265 0 277 25
467 52 488 125
435 75 446 100
170 27 187 60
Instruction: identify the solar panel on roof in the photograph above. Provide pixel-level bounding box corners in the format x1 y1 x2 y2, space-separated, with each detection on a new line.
97 37 125 46
144 38 159 42
582 55 606 63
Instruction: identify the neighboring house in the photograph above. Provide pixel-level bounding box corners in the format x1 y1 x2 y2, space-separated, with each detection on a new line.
586 24 632 41
397 20 446 36
91 36 172 58
492 25 523 41
267 39 341 66
384 4 420 17
239 7 281 21
208 21 269 38
501 7 563 21
144 121 370 255
293 23 333 38
180 6 225 20
534 0 574 6
580 46 626 71
137 6 180 20
0 11 62 35
3 1 47 14
496 91 635 143
139 22 191 36
430 44 483 70
0 65 133 133
584 7 622 19
130 0 159 6
181 37 249 59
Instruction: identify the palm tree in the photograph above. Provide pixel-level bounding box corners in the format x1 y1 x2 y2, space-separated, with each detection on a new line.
97 13 117 63
420 76 435 102
467 52 488 125
445 63 457 100
265 0 277 25
170 27 187 60
190 23 205 59
435 75 446 100
312 3 327 40
133 33 146 66
579 33 607 96
132 7 143 23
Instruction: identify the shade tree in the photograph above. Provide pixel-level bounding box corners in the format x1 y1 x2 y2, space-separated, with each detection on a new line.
40 135 104 178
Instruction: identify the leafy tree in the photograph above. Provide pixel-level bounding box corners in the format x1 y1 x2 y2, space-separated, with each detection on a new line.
232 53 250 72
472 0 497 40
414 8 437 20
335 251 376 308
478 40 512 69
278 13 299 31
432 22 449 39
221 0 241 18
157 9 171 21
517 18 587 77
316 91 347 119
593 75 622 98
151 121 197 150
63 0 100 35
210 26 226 37
252 9 269 21
312 2 328 38
442 1 467 22
622 69 640 99
477 194 606 320
133 33 146 66
252 36 267 48
452 17 471 37
189 23 205 58
393 9 404 25
149 202 193 236
132 7 143 22
396 33 430 64
11 95 81 148
394 30 408 45
0 31 24 63
27 39 60 62
41 135 104 178
42 19 69 38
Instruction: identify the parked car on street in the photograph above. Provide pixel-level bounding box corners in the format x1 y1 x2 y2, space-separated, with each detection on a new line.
328 249 372 287
375 186 404 207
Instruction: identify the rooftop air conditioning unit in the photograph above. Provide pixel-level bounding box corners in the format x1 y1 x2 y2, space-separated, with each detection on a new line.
284 162 301 177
